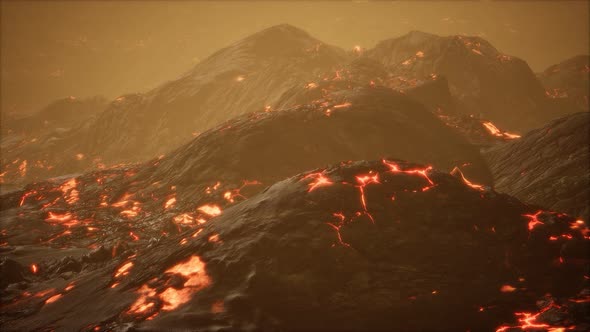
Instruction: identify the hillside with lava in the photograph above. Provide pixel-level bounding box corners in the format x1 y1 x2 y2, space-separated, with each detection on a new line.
1 25 583 190
1 23 589 332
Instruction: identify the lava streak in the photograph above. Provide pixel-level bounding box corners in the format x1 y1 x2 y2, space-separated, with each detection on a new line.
382 159 435 190
303 172 333 192
522 211 545 231
450 167 484 191
355 172 380 223
482 121 521 139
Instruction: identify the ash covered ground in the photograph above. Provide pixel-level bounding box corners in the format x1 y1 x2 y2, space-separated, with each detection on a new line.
1 24 589 331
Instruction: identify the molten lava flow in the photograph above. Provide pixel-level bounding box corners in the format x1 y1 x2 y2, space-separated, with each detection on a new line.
496 301 569 332
197 204 222 217
482 121 521 140
450 167 484 191
45 212 77 227
127 256 211 318
522 211 545 232
383 160 435 190
303 172 333 192
59 178 79 205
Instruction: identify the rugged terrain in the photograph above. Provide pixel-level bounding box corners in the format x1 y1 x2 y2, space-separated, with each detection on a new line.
1 25 582 190
1 160 588 331
484 112 590 221
538 55 589 111
1 24 588 332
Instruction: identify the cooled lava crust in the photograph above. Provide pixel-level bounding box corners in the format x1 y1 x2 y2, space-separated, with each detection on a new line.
1 160 588 331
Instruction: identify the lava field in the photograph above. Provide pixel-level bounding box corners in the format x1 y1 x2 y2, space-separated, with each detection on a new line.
1 23 589 332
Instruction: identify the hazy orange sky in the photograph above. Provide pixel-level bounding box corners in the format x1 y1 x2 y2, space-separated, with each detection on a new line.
1 1 588 115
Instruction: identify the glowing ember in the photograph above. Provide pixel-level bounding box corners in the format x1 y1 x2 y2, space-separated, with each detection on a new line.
45 294 62 304
18 160 27 177
415 51 424 58
208 234 220 243
333 102 352 109
75 153 85 160
205 182 221 194
500 284 517 293
303 172 333 192
164 197 176 209
129 232 139 241
31 264 38 274
198 204 222 217
114 262 134 278
173 213 194 224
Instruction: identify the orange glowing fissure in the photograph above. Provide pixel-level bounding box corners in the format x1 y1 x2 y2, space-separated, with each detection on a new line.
495 301 571 332
303 172 333 192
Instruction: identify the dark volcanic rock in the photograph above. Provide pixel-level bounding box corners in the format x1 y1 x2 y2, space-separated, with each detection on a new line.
484 112 590 220
1 160 587 331
0 24 350 192
0 87 492 251
0 258 26 289
366 31 579 132
538 55 589 111
0 96 108 192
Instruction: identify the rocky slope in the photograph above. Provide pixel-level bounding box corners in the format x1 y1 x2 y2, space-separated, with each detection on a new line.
0 87 493 250
1 160 588 331
538 55 589 111
484 112 590 221
366 31 580 132
0 96 108 192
